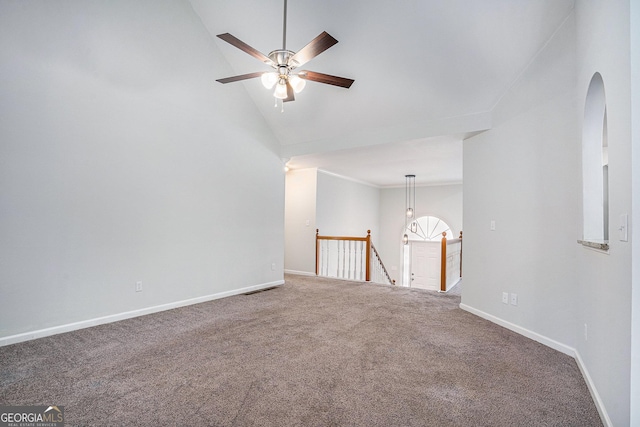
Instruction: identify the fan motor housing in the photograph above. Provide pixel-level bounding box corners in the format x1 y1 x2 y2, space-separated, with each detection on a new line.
268 49 298 69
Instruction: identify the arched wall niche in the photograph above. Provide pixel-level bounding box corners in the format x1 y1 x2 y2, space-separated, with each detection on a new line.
582 72 608 243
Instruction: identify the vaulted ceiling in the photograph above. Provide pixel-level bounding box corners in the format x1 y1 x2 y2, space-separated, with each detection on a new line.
189 0 575 186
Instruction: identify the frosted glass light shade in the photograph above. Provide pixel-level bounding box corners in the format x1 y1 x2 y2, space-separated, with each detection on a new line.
274 81 288 99
261 72 278 89
406 207 414 218
403 234 409 245
289 75 306 93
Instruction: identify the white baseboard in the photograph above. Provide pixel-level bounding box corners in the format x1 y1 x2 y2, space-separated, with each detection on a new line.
574 350 613 427
459 303 574 356
459 303 612 427
442 277 462 292
0 280 284 347
284 269 316 276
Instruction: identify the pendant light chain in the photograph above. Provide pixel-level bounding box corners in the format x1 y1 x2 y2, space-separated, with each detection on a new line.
403 174 415 245
413 176 416 220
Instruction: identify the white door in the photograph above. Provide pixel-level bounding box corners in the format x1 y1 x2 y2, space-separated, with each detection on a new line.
411 241 440 291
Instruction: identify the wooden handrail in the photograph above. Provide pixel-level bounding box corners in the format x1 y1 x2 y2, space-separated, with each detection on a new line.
316 235 369 241
371 243 395 285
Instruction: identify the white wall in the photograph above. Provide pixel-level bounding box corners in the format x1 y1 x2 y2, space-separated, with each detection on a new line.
316 170 380 240
631 0 640 422
463 4 634 425
378 184 462 284
0 1 284 340
463 10 579 347
284 168 317 274
574 1 632 425
284 169 381 275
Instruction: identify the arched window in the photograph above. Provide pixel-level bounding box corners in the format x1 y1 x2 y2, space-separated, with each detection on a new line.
406 215 452 241
582 73 608 245
401 215 453 287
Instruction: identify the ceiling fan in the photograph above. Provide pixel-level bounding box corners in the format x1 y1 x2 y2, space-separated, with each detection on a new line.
215 0 354 107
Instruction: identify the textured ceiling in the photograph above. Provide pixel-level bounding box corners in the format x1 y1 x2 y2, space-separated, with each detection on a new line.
190 0 575 186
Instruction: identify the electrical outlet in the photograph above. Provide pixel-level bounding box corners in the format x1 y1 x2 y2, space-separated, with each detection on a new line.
135 281 142 292
502 292 509 304
510 293 518 306
490 220 496 231
271 263 276 271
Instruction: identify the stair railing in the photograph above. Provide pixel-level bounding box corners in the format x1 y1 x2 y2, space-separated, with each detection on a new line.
316 229 395 285
440 231 463 291
370 242 395 285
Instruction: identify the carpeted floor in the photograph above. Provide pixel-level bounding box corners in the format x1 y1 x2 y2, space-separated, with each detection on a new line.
0 274 602 426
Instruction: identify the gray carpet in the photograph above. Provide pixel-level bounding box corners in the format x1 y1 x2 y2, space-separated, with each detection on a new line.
0 274 602 426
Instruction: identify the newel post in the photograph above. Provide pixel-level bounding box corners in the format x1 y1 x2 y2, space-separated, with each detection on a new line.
440 231 447 292
365 230 371 281
459 231 463 278
315 229 320 276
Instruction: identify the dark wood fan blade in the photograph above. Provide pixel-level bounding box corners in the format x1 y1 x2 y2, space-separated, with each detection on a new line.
216 71 265 84
289 32 338 68
299 70 355 88
283 80 295 102
217 33 275 66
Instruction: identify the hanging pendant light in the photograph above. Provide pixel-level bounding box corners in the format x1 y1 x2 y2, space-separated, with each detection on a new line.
403 174 416 245
406 174 415 219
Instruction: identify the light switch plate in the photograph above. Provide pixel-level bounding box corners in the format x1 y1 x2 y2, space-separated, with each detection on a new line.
619 214 628 242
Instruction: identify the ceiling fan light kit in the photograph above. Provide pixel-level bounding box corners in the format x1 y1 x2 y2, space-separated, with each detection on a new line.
215 0 354 110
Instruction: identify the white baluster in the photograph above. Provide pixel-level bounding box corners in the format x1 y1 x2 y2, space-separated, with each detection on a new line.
341 240 346 278
348 240 352 279
360 241 364 280
336 240 340 277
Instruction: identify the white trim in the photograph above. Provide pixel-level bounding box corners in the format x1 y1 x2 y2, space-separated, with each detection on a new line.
317 169 380 188
380 180 463 189
459 303 612 427
578 240 610 254
459 303 574 356
284 269 316 276
0 280 284 347
575 350 613 427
